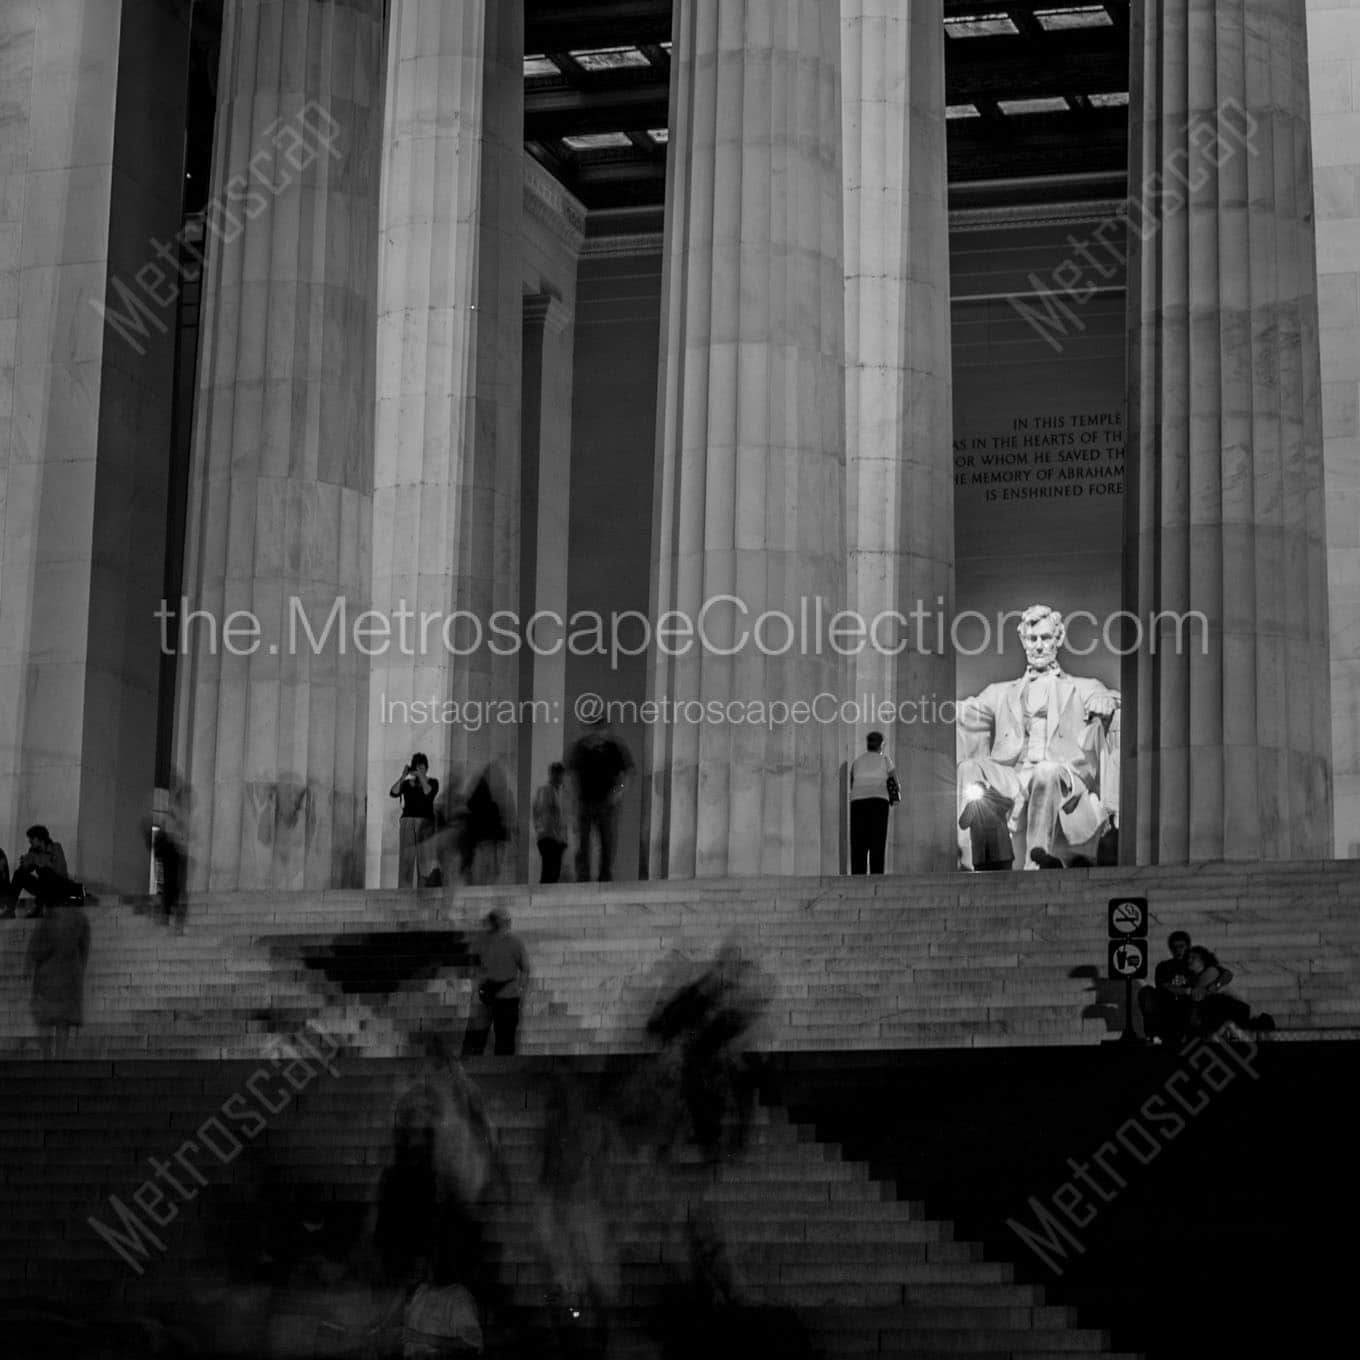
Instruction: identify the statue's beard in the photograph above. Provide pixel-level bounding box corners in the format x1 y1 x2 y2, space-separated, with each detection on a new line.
1024 650 1057 670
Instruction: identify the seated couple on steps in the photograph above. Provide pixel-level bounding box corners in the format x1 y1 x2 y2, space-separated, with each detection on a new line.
1139 932 1277 1044
1 825 90 920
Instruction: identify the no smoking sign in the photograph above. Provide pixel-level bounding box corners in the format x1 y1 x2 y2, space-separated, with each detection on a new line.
1108 897 1148 937
1107 897 1149 982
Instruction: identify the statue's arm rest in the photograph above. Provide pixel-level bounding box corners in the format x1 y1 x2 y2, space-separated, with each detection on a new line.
956 692 996 765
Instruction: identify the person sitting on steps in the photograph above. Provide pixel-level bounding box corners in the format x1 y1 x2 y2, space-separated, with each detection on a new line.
1184 945 1275 1038
3 826 87 919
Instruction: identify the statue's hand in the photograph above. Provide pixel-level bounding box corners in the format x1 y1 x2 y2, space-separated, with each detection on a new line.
1085 692 1117 719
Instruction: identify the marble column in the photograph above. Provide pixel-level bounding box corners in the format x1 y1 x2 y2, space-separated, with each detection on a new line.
367 0 523 886
174 0 384 889
646 0 847 877
517 162 583 878
1306 0 1360 856
518 291 576 879
1125 0 1332 861
0 0 189 891
841 0 955 872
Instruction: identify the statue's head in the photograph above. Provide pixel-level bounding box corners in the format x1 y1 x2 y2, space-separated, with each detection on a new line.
1018 604 1064 672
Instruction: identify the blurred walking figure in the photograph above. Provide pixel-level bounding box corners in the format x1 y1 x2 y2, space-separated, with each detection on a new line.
532 762 569 884
567 718 633 882
27 897 90 1057
392 753 440 888
373 1073 497 1354
459 764 514 886
646 944 767 1163
536 1071 620 1353
462 908 530 1056
148 772 192 930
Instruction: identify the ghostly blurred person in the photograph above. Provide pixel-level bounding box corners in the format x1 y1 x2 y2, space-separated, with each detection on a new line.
532 762 569 884
646 944 767 1163
535 1071 621 1353
26 896 90 1057
459 763 515 886
146 771 192 929
372 1071 497 1353
567 719 633 882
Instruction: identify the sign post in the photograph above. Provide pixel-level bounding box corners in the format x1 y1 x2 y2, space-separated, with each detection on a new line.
1105 897 1148 1045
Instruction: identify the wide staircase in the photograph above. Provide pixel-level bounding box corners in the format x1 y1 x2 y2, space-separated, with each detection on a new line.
0 1057 1136 1359
760 1042 1358 1358
1 861 1358 1058
3 860 1357 1356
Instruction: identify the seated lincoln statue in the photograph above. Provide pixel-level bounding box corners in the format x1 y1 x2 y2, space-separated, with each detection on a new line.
957 604 1120 869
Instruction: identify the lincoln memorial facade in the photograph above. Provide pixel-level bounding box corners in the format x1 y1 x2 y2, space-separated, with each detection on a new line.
1 0 1357 892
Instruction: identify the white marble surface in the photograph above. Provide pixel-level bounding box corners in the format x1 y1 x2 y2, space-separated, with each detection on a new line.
841 0 955 871
0 0 187 890
0 3 111 871
520 291 575 876
174 0 384 891
1308 0 1360 856
647 0 848 877
367 0 523 886
1127 0 1333 860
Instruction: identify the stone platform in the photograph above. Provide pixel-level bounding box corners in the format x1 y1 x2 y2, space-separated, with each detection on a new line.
1 861 1357 1058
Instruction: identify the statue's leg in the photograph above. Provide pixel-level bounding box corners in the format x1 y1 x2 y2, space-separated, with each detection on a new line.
1025 762 1070 856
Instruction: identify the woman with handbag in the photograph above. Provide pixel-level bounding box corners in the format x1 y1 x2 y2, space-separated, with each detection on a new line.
849 732 897 875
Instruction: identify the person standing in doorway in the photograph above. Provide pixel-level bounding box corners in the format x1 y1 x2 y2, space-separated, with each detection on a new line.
849 732 895 875
568 719 633 883
391 753 440 888
532 762 569 884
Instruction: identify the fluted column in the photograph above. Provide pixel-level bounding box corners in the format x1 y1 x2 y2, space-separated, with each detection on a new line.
645 0 847 877
175 0 384 889
519 292 577 879
841 0 955 871
0 0 190 891
1125 0 1332 861
1306 0 1360 856
366 0 522 886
